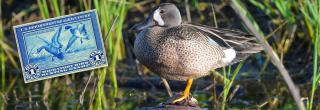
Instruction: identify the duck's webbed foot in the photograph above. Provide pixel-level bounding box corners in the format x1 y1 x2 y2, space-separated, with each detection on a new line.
164 79 198 107
172 79 193 104
165 93 198 107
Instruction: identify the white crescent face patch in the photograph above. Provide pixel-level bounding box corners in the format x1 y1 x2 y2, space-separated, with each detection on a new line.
153 9 165 26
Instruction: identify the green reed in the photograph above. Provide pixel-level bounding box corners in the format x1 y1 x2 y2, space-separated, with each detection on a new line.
52 0 60 16
0 0 5 109
273 0 295 24
0 0 5 92
249 0 296 24
221 62 244 110
91 0 129 109
37 0 49 18
93 0 108 109
300 0 320 109
1 0 28 108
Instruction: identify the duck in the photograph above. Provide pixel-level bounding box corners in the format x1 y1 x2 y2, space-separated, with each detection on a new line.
133 3 263 104
37 26 64 61
65 23 90 52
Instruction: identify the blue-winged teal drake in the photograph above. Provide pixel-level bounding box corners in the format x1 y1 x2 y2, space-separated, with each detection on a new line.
133 3 263 103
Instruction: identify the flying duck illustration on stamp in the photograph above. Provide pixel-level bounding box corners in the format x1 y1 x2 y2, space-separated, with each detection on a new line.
36 26 64 61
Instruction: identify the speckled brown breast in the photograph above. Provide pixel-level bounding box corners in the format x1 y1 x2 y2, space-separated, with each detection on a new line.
134 26 225 81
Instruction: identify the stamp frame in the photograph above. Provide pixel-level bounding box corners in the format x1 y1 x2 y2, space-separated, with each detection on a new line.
13 9 108 83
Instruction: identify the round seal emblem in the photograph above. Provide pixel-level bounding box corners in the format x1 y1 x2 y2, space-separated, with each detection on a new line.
89 50 105 65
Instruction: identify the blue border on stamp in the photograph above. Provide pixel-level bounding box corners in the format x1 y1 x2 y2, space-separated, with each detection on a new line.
13 10 108 83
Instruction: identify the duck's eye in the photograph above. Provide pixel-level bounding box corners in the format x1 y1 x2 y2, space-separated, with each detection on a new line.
160 10 165 14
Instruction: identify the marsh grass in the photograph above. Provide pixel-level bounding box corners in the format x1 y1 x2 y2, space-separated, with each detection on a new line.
249 0 320 109
232 0 319 110
249 0 297 56
0 0 5 92
0 1 5 109
221 63 244 110
1 0 25 109
300 0 320 109
91 0 130 109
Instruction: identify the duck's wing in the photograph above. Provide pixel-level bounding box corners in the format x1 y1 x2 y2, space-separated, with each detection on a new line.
182 23 263 64
181 24 231 48
184 23 262 53
51 26 63 48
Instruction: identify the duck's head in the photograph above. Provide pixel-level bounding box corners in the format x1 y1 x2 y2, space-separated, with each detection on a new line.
134 3 182 31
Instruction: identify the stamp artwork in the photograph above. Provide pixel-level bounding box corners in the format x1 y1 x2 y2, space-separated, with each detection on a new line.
13 10 107 83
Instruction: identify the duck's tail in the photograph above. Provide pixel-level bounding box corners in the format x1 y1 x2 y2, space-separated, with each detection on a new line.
230 41 263 64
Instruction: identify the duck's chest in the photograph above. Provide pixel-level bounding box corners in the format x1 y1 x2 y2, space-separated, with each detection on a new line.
133 30 175 65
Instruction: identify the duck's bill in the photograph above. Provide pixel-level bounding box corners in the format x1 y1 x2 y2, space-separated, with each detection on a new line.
132 16 155 31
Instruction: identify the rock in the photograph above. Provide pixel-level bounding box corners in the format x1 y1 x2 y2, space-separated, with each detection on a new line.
137 93 207 110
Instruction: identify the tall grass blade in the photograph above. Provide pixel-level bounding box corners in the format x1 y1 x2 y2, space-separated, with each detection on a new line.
0 0 5 94
52 0 60 16
221 62 244 110
299 0 320 109
0 22 5 92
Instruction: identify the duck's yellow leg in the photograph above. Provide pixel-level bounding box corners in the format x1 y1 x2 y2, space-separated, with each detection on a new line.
172 79 193 103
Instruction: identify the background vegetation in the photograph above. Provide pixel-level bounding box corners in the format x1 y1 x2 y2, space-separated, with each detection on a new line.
0 0 319 109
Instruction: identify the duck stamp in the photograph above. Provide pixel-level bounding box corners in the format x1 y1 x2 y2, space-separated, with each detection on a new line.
13 10 107 83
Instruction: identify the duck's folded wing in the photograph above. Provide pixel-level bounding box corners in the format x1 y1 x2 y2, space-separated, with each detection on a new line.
183 23 263 64
176 24 230 48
